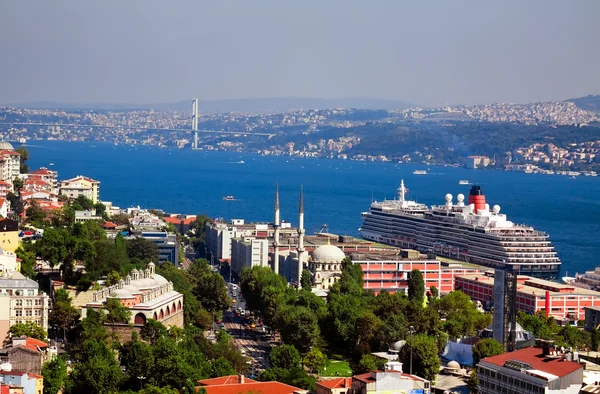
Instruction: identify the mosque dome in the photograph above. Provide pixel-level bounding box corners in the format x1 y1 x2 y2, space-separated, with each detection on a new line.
447 360 461 371
0 142 13 151
480 322 533 342
311 244 345 263
391 340 405 352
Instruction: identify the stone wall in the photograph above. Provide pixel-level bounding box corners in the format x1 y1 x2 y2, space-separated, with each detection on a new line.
160 310 184 328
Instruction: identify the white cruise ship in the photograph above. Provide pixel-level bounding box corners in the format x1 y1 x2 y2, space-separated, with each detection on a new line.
359 180 560 279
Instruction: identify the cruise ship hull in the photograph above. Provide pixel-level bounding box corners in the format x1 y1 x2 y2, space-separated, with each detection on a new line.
359 184 560 279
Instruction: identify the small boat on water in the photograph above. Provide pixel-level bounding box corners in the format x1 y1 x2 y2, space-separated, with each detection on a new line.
413 170 427 175
49 163 55 166
223 196 235 201
236 160 245 164
459 180 470 185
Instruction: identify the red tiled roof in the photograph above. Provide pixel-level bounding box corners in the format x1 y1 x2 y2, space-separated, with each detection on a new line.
317 377 353 390
480 346 583 378
101 221 117 228
0 199 5 207
0 150 20 156
0 371 26 376
199 382 302 394
198 376 257 386
28 373 42 379
163 216 197 225
32 168 52 175
0 181 10 186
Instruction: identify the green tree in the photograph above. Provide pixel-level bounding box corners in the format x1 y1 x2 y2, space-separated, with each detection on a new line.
15 146 29 173
354 353 385 374
278 306 320 353
472 338 504 366
106 271 121 286
438 291 492 339
398 334 440 381
269 344 301 370
9 321 46 340
42 356 67 394
49 289 80 340
303 348 327 373
140 319 168 344
126 238 159 263
119 338 154 389
149 337 190 389
592 329 599 352
6 191 23 219
67 339 124 394
210 357 236 377
331 257 364 296
408 269 425 305
300 269 312 290
139 386 179 394
192 260 230 315
467 369 479 394
16 245 37 279
26 200 46 224
104 298 132 326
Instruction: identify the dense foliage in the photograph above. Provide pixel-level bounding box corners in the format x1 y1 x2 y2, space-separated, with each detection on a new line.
240 258 493 382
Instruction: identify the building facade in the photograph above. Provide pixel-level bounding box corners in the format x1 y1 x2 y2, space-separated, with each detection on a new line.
456 273 600 321
354 250 482 295
477 344 583 394
139 232 179 266
0 149 21 189
0 371 41 394
231 237 269 274
349 361 430 394
0 270 49 342
59 175 100 203
82 263 184 328
0 220 19 253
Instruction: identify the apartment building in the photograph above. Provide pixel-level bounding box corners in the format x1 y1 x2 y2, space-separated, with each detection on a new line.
477 343 582 394
456 273 600 321
230 237 269 274
59 175 100 203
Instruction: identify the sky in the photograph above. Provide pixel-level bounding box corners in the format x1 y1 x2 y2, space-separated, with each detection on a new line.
1 0 599 107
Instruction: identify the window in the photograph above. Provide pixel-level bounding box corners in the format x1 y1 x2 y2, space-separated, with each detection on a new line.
26 310 32 317
15 300 22 306
27 290 34 296
15 310 22 317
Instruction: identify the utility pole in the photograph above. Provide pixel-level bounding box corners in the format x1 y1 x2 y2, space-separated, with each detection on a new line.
409 326 415 376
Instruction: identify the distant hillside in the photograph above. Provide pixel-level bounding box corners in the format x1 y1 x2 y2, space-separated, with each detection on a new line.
6 97 413 113
565 94 600 112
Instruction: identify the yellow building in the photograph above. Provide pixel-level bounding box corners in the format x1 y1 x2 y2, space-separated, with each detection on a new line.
59 175 100 203
30 373 43 394
0 219 19 253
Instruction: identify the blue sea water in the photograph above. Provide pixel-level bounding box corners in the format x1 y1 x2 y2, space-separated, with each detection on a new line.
25 141 600 276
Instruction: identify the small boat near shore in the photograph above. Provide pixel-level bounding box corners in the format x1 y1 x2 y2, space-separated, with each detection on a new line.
223 196 235 201
459 180 470 185
413 170 427 175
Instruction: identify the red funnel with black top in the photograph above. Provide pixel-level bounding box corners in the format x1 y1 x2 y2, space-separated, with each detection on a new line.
468 185 486 213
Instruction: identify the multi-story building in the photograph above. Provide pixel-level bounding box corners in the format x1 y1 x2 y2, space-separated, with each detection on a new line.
584 306 600 332
230 237 269 274
0 143 21 188
456 273 600 321
139 232 179 266
24 168 58 195
128 209 165 231
82 263 184 328
0 182 11 200
59 175 100 203
349 361 431 394
0 219 19 254
477 344 583 394
74 209 101 223
0 200 8 220
352 250 482 295
466 155 491 169
0 371 42 394
0 267 49 342
0 337 56 375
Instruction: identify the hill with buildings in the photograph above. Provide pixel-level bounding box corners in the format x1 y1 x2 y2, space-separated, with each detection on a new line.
566 94 600 112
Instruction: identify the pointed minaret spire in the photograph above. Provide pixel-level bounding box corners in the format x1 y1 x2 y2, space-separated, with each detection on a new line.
297 185 305 289
273 183 281 274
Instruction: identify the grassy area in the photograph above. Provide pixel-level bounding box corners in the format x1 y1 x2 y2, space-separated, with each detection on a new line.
320 360 352 377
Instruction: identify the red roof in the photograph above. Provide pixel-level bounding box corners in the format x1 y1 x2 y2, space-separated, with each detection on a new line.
317 377 353 390
198 376 257 386
32 168 53 175
480 346 583 378
0 371 26 376
0 181 10 187
101 221 118 229
22 337 49 351
163 216 197 225
199 382 302 394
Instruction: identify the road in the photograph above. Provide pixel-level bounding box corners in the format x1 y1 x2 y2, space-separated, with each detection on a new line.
221 271 273 377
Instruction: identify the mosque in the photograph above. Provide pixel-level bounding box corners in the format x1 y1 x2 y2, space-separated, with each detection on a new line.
271 185 347 293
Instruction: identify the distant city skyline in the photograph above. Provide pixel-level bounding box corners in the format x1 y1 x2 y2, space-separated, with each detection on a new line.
1 1 599 107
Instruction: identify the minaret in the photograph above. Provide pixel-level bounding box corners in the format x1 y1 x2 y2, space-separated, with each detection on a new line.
273 183 281 274
297 185 305 288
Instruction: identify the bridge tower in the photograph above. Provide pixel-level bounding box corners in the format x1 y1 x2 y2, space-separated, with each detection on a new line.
192 98 199 150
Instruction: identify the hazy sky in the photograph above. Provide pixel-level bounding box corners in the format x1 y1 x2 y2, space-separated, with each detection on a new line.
1 1 599 107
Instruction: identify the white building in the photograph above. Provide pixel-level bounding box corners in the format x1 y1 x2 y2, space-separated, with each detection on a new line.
59 175 100 203
0 142 20 188
231 237 269 274
477 343 583 394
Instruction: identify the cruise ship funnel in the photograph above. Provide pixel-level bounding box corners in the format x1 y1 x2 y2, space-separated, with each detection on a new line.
468 185 486 213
